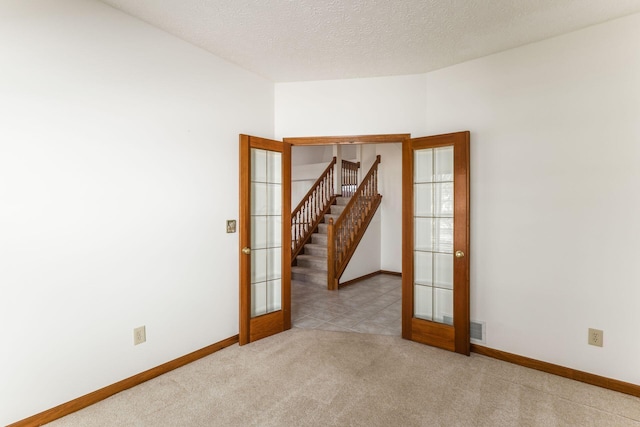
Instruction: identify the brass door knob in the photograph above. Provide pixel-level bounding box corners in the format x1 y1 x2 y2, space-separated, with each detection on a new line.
455 250 465 258
242 247 251 255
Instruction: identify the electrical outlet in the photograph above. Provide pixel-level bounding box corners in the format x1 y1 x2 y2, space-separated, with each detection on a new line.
588 328 603 347
134 326 146 345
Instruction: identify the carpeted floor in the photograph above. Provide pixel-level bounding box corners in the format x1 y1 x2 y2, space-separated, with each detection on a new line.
48 328 640 426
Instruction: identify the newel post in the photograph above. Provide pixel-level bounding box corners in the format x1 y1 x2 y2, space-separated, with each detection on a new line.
327 217 337 290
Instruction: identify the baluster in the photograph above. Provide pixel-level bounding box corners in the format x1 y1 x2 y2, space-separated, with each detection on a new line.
327 217 336 289
296 211 302 249
304 200 308 234
310 192 314 225
294 214 298 250
324 175 327 202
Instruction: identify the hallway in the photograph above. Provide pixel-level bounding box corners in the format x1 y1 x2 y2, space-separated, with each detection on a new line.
291 274 402 336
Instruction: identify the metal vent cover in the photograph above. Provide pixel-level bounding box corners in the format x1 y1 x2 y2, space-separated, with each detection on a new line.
442 317 485 343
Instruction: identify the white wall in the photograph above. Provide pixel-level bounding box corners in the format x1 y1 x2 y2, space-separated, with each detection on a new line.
275 74 428 139
424 13 640 384
376 143 403 272
275 14 640 385
0 1 273 424
292 145 333 165
341 211 382 282
276 75 426 278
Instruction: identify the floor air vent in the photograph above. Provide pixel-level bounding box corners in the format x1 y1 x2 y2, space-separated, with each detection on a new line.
442 317 485 344
470 321 485 343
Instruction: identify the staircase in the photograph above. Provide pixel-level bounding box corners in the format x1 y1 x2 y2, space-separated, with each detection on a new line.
292 197 350 286
291 154 382 290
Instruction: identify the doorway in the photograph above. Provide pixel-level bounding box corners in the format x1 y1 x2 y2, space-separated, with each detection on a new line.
239 132 470 356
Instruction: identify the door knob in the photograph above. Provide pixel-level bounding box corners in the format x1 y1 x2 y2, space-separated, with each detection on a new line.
242 247 251 255
455 250 465 258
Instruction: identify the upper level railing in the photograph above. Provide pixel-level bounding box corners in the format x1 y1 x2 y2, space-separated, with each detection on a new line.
327 155 382 289
341 159 360 197
291 157 337 260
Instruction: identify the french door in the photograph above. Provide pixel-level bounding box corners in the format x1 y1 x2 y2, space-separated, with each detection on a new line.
239 135 291 345
402 132 470 355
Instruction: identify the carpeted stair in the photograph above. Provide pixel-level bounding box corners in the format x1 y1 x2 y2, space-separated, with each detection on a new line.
291 196 350 286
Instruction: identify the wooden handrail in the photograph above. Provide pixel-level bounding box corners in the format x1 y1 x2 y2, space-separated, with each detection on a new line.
341 159 360 197
291 157 337 261
327 155 382 289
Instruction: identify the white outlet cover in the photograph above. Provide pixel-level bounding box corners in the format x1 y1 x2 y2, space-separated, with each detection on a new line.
134 326 146 345
588 328 603 347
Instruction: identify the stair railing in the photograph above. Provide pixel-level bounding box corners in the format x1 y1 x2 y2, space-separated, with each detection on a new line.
291 157 337 261
327 155 382 290
341 159 360 197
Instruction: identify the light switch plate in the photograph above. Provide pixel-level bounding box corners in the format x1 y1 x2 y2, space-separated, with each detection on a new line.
226 220 237 233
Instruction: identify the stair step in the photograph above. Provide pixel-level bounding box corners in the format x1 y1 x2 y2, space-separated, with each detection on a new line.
336 197 351 205
311 233 327 245
303 243 327 256
291 266 326 286
296 254 327 270
317 223 328 234
330 204 346 215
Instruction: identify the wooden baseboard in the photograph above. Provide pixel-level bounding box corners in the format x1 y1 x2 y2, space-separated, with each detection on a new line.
471 344 640 398
9 335 239 427
338 270 402 288
379 270 402 277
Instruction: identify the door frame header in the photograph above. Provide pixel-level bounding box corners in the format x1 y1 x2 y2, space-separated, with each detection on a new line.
284 134 410 146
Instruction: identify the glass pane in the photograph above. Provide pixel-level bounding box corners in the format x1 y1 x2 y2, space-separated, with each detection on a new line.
268 184 281 215
414 217 433 251
414 183 433 217
414 251 432 286
434 288 453 324
434 147 453 182
251 281 267 317
252 216 267 250
413 144 455 326
267 216 281 247
267 279 282 312
434 183 454 217
251 149 267 183
251 183 267 215
414 284 433 321
251 249 267 284
433 218 453 253
414 149 433 183
267 151 282 184
434 253 453 289
250 148 282 319
267 248 281 280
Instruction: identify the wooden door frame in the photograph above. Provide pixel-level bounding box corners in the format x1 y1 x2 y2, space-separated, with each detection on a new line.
241 134 406 345
284 134 410 146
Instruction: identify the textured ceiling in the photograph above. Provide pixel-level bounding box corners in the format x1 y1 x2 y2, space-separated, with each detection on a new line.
98 0 640 82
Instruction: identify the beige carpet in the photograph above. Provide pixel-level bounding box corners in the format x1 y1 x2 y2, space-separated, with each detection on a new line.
48 329 640 426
